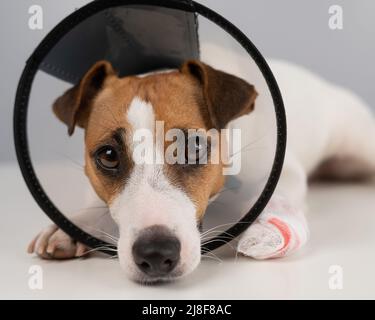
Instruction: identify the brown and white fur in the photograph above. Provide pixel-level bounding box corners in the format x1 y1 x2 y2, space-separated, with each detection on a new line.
28 43 375 283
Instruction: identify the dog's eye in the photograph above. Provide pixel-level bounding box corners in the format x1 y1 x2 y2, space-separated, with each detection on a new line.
185 135 208 164
95 146 119 170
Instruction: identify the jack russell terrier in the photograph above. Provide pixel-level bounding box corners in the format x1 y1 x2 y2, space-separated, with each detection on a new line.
28 43 375 283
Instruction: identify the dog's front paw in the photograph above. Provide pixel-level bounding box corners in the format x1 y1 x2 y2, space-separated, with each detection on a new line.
28 225 88 259
237 218 293 259
237 196 309 259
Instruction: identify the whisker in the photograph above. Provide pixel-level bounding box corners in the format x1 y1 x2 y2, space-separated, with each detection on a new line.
82 225 119 243
228 128 273 158
201 255 222 264
51 150 84 172
201 223 237 237
200 230 237 241
234 247 241 263
211 186 241 197
230 146 270 158
200 220 255 237
81 245 118 256
201 251 223 264
201 235 238 244
201 238 237 251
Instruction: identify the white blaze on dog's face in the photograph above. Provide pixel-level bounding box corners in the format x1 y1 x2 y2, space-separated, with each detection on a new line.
52 60 257 283
110 98 202 282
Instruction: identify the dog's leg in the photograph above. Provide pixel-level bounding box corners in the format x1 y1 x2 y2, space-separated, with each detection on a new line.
237 152 309 259
28 197 116 259
314 94 375 180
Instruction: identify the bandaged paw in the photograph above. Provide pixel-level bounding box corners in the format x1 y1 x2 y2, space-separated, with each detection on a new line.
237 196 309 259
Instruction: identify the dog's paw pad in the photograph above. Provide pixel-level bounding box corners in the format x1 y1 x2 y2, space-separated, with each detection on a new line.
28 225 88 259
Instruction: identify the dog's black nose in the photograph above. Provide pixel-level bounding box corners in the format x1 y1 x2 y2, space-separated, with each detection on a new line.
132 225 181 277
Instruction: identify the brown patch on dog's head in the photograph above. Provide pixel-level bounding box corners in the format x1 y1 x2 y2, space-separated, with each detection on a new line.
181 60 258 129
52 60 257 219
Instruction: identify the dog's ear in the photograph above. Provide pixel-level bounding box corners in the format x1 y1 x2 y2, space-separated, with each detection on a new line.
53 61 115 135
181 60 258 128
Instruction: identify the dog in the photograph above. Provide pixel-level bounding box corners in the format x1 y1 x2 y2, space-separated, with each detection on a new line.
28 43 375 283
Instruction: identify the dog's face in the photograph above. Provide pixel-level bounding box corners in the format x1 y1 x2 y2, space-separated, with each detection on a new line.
53 60 257 283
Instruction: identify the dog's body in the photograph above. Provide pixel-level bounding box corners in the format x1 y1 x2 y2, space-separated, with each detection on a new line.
28 43 375 282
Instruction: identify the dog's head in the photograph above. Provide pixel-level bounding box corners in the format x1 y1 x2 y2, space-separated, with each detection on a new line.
53 60 257 283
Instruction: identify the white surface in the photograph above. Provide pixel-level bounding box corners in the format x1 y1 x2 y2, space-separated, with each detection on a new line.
1 163 375 299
